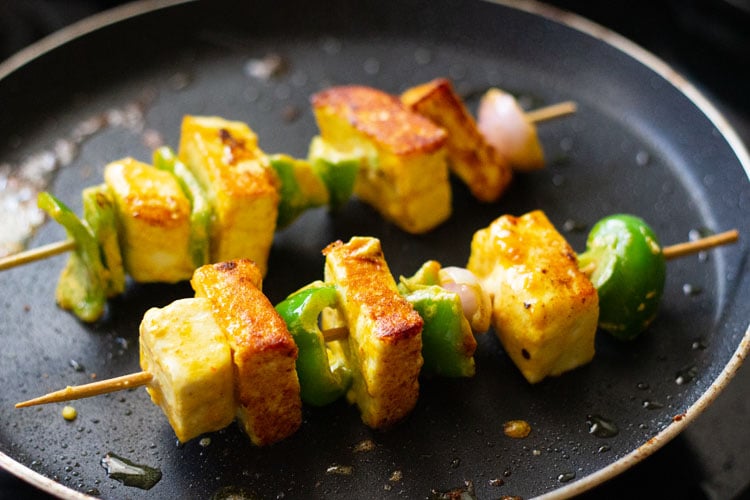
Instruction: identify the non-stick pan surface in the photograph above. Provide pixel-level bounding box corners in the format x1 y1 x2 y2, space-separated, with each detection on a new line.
1 0 748 498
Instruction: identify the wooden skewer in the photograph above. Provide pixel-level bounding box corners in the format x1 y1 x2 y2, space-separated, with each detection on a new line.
580 229 739 277
320 325 349 342
525 100 577 124
662 229 739 260
15 326 352 409
15 371 153 408
0 239 75 271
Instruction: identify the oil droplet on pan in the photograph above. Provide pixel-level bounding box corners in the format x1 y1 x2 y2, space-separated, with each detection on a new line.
352 439 375 453
642 400 664 410
586 415 619 438
676 366 698 385
682 283 702 296
100 453 162 490
558 471 576 483
503 420 532 439
325 464 353 476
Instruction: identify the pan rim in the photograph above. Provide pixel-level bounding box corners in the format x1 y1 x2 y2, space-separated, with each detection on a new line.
0 0 747 499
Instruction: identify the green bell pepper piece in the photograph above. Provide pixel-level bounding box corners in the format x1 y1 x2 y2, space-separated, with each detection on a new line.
399 261 476 378
82 184 125 297
275 283 351 406
307 136 360 211
38 192 107 322
578 214 666 341
269 153 330 229
398 260 442 290
153 146 211 267
404 287 476 377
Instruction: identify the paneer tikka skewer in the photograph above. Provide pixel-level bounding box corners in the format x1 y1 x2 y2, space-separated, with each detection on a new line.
1 80 575 323
15 216 737 446
16 238 492 444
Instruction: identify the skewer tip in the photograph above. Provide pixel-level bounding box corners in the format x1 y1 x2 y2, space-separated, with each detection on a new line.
15 371 153 409
662 229 739 260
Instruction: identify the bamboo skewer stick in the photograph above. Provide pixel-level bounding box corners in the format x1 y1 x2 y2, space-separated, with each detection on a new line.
662 229 739 260
15 326 351 409
525 101 578 123
0 239 75 271
16 371 153 408
579 229 739 277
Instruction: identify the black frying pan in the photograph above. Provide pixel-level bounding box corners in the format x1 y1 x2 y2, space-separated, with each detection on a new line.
1 0 748 498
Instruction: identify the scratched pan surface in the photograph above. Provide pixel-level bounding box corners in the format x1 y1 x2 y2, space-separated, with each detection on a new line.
0 0 749 498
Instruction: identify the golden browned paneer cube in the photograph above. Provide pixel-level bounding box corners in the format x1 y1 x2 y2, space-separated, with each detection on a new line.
191 259 301 446
140 297 236 443
104 158 194 283
311 86 451 234
401 78 513 203
466 211 599 383
322 237 424 428
178 116 279 274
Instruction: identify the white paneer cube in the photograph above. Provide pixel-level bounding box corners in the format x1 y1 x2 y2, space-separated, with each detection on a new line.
140 297 235 442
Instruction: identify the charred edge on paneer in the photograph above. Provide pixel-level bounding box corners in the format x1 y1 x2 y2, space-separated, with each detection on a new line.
191 259 301 446
178 116 279 275
401 78 513 203
322 237 424 428
311 85 452 234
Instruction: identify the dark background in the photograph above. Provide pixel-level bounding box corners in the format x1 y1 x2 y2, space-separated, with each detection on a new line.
1 0 748 498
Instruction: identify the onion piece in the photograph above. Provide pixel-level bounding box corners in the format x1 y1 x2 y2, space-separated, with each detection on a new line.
438 266 491 334
477 88 544 172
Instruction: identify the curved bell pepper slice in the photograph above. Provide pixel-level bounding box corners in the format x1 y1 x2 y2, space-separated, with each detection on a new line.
307 136 359 211
153 146 211 268
269 153 329 229
82 184 125 297
399 261 477 377
578 214 666 341
38 192 107 322
275 282 351 406
404 286 476 378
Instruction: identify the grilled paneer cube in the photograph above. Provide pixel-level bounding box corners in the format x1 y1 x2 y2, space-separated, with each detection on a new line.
311 86 451 234
467 211 599 383
322 237 424 428
140 297 235 443
401 78 513 203
191 259 301 446
104 158 194 283
178 116 279 274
